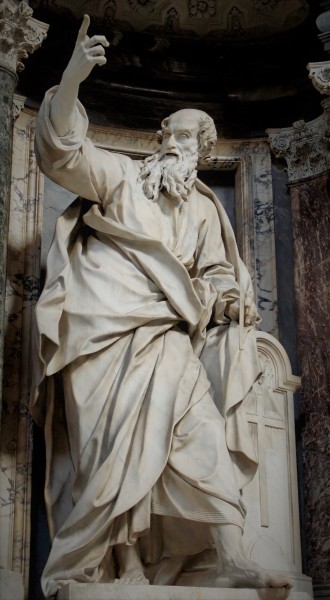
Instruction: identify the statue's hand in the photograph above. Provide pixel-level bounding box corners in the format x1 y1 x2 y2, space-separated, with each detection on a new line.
225 296 260 326
243 295 260 326
62 14 109 86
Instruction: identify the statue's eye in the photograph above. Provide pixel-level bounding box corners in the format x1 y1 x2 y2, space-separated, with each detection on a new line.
179 133 189 140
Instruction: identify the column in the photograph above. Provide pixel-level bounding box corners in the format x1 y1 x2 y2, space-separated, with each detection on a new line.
267 69 330 599
0 0 47 407
0 3 48 598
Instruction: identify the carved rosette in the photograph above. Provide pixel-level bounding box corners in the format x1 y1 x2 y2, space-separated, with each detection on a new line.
307 60 330 95
267 98 330 182
0 0 48 75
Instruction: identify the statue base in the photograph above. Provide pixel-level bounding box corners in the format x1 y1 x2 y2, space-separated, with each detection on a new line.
57 583 311 600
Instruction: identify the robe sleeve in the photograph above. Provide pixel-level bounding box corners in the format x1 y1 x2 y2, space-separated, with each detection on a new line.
35 86 134 205
192 197 240 325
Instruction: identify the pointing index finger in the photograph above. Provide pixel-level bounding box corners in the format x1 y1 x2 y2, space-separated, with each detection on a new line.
77 14 90 42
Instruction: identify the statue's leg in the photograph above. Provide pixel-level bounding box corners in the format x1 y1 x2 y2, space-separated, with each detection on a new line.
210 523 293 589
114 543 150 585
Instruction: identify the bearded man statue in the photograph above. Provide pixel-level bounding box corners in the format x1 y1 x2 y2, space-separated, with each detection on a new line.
30 14 292 599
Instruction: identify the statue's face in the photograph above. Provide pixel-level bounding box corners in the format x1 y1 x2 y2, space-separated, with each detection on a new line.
140 109 202 202
159 110 200 165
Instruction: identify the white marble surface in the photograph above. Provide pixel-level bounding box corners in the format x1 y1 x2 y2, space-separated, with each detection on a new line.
242 333 302 572
57 583 310 600
0 568 24 600
41 123 279 337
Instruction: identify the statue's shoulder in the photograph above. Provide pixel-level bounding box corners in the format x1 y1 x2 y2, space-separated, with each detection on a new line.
109 152 143 178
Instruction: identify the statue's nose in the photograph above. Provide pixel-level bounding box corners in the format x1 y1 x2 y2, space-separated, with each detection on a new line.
166 134 177 149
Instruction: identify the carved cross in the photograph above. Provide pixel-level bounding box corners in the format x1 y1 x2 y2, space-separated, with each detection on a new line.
245 355 286 528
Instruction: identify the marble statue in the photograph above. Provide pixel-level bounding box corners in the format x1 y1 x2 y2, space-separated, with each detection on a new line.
30 14 293 599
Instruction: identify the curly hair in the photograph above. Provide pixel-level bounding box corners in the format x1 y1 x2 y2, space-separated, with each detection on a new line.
156 109 217 165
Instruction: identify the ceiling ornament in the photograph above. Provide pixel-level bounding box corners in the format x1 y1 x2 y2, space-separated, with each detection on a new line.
29 0 309 41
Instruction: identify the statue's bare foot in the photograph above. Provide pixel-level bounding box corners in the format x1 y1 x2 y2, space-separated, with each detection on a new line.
214 558 293 589
114 568 150 585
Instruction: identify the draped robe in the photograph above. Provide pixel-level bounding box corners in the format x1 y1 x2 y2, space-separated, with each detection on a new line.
31 88 262 597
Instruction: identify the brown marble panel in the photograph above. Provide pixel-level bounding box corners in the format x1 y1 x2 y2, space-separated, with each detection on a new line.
290 172 330 584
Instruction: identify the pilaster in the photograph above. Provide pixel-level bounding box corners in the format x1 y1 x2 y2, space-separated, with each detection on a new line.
0 0 48 408
267 62 330 599
0 3 48 597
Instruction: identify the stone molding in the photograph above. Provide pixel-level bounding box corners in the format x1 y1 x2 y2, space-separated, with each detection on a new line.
57 583 311 600
13 93 26 120
267 98 330 183
307 60 330 95
0 0 48 74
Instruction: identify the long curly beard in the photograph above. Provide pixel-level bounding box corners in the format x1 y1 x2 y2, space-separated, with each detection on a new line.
139 152 198 203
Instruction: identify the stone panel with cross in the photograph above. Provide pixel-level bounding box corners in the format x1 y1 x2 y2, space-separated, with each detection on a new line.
241 332 311 595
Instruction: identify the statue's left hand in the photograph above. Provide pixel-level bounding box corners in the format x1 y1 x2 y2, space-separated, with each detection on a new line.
243 295 260 326
225 296 260 326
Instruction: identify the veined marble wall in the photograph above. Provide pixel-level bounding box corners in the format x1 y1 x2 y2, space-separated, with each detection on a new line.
290 172 330 586
1 98 43 595
2 96 283 597
268 89 330 597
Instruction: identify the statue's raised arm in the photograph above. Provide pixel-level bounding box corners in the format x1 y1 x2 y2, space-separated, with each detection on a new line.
50 14 109 137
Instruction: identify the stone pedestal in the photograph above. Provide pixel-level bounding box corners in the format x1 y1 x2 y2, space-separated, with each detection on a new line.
0 568 24 600
57 583 311 600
